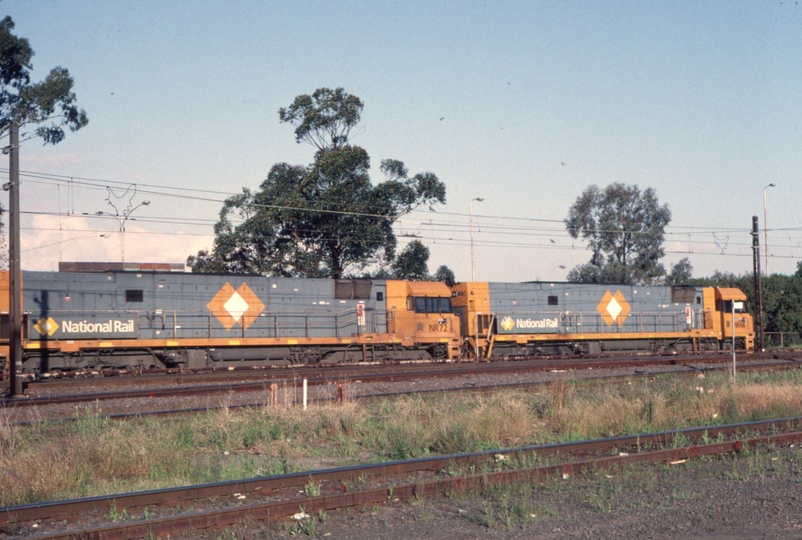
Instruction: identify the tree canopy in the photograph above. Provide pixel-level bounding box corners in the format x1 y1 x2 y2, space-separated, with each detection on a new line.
278 88 363 153
0 15 87 145
664 257 693 286
688 263 802 346
189 88 448 279
565 183 672 285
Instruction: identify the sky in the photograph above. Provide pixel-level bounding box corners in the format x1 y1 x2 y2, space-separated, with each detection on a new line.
2 0 801 282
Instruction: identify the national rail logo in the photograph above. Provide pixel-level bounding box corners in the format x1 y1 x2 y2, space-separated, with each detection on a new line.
500 316 515 331
596 290 631 327
34 317 60 337
207 282 265 330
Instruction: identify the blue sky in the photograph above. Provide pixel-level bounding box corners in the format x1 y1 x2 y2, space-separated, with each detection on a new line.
4 0 801 281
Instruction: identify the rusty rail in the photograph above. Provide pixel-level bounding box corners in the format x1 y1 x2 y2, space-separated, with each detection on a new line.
4 356 799 412
3 417 801 537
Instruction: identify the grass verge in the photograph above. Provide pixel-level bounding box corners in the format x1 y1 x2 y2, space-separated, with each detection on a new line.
2 368 802 507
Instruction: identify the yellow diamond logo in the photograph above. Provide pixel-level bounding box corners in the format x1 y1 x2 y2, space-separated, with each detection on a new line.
34 317 59 337
207 283 265 330
596 290 631 327
500 316 515 332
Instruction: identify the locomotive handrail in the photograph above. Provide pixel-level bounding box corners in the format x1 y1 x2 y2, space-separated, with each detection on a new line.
486 309 699 336
118 306 392 340
23 306 392 342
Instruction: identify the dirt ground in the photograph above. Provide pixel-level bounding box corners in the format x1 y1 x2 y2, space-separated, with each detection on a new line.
258 445 802 540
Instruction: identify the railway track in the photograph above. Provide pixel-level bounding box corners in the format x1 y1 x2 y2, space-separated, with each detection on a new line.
3 417 800 538
5 349 787 389
2 357 799 429
4 355 799 414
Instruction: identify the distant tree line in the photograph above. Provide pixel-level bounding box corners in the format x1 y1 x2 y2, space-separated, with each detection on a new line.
688 265 802 340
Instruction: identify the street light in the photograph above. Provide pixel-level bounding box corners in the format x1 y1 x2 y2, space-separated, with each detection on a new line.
99 184 151 263
469 197 484 281
763 183 776 276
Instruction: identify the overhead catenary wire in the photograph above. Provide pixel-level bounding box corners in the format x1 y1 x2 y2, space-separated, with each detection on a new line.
8 167 798 238
6 168 802 267
17 205 790 255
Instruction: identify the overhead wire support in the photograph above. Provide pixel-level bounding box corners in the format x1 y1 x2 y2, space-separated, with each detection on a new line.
752 216 764 351
7 122 21 397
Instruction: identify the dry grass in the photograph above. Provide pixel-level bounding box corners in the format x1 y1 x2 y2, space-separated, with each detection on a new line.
3 370 802 507
731 382 802 416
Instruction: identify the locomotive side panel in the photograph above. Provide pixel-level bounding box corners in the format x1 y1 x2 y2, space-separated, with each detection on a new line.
24 272 385 342
488 283 700 335
15 270 461 372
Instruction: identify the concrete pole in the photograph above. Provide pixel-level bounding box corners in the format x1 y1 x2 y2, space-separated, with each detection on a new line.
763 183 775 276
469 197 483 281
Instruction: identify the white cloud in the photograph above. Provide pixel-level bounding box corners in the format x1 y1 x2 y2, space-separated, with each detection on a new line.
21 214 214 271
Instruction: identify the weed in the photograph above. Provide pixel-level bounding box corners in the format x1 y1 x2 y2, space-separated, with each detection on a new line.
670 488 696 501
107 501 129 522
418 505 434 520
304 479 320 497
472 500 497 528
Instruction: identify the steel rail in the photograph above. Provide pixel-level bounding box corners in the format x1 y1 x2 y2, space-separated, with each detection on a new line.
6 356 799 409
8 349 785 388
8 359 800 427
85 432 800 540
8 358 801 412
3 416 801 537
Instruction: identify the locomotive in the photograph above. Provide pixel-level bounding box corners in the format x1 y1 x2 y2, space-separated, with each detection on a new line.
452 281 754 358
0 263 754 374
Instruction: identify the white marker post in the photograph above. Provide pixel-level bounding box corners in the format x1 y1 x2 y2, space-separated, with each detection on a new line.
731 301 743 383
303 378 308 410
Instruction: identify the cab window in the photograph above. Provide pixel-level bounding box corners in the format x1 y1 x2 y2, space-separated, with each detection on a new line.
411 296 452 313
716 300 746 313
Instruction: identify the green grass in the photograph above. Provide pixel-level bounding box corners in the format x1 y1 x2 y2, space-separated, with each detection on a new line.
2 368 802 507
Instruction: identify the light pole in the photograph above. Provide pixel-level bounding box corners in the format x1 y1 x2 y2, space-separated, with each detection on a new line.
763 183 775 276
98 185 151 263
469 197 484 281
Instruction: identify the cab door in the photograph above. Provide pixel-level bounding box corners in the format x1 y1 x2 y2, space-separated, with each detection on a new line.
372 282 387 333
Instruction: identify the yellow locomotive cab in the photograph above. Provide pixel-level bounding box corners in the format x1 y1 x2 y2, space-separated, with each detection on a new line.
712 287 754 351
385 280 460 359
